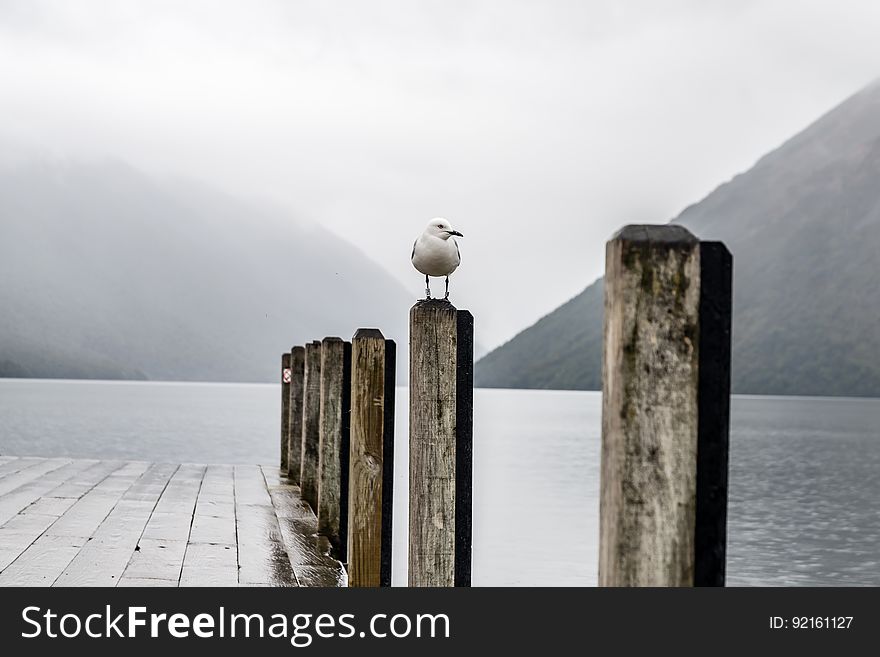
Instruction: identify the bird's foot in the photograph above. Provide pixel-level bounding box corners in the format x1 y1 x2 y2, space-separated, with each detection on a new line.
425 289 432 300
444 292 449 300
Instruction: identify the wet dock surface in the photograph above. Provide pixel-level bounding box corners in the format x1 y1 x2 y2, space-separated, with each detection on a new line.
0 456 346 587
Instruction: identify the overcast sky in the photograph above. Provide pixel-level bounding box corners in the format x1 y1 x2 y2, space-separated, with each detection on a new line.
2 0 880 350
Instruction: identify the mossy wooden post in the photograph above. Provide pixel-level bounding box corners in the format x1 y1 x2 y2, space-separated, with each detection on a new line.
317 337 352 559
347 329 396 587
599 224 731 587
409 299 473 587
279 353 292 471
286 346 306 481
300 340 322 511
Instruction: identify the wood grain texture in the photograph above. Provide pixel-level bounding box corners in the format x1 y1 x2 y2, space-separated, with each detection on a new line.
56 463 177 586
346 329 395 587
0 457 341 587
287 346 306 481
235 465 298 586
599 224 702 587
280 352 292 470
299 340 322 511
408 300 472 587
316 337 351 558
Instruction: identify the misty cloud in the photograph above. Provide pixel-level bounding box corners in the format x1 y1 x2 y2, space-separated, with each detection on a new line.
2 0 880 349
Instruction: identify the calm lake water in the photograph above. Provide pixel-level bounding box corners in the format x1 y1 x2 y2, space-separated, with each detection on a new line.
1 379 878 586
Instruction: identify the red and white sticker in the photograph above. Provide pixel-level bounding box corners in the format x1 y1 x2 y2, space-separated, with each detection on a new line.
282 368 292 383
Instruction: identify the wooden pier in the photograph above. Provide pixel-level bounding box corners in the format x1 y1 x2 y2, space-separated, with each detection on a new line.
0 456 344 587
0 225 733 588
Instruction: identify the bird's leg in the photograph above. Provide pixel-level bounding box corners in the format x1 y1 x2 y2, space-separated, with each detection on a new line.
444 276 450 300
425 274 432 299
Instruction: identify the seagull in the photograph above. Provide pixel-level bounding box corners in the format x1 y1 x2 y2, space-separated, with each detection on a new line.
411 217 463 300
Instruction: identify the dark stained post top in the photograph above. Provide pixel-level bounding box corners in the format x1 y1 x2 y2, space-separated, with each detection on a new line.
599 224 731 587
409 299 473 587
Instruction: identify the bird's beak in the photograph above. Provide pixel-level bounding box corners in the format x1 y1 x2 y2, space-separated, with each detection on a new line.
447 230 463 237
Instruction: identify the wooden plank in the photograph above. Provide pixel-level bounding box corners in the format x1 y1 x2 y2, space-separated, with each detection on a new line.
0 458 342 587
267 487 313 520
0 460 125 571
117 577 177 587
234 465 272 506
263 466 344 586
0 534 87 586
235 464 298 586
151 463 205 514
0 458 70 497
190 514 237 545
408 300 473 586
260 465 289 488
139 512 193 543
45 462 149 539
0 536 36 572
0 457 45 481
287 346 306 481
0 512 59 536
179 542 238 587
55 463 177 586
123 463 206 584
47 460 128 499
0 459 97 526
294 565 348 588
277 516 340 569
189 464 236 545
139 464 205 546
316 337 351 558
121 538 187 582
299 340 322 510
120 462 178 503
235 502 297 586
177 464 238 586
347 329 395 587
22 496 77 517
0 459 143 580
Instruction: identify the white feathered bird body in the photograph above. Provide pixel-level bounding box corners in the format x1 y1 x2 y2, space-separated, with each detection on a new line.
411 233 461 277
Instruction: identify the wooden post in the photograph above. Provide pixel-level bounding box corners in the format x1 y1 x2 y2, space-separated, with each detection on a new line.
408 299 473 587
300 340 322 511
599 224 731 587
317 337 352 559
279 353 291 471
347 329 396 587
286 346 306 482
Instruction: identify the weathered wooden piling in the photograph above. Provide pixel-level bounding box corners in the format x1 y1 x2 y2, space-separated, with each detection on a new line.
598 224 731 587
408 299 473 587
286 346 306 481
279 353 292 471
316 337 352 559
300 340 322 511
347 329 396 587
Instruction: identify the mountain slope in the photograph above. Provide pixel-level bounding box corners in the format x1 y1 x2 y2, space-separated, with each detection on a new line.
475 80 880 397
0 158 413 382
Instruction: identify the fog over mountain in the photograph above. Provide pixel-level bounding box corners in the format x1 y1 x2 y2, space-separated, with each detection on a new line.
0 157 414 382
475 80 880 397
